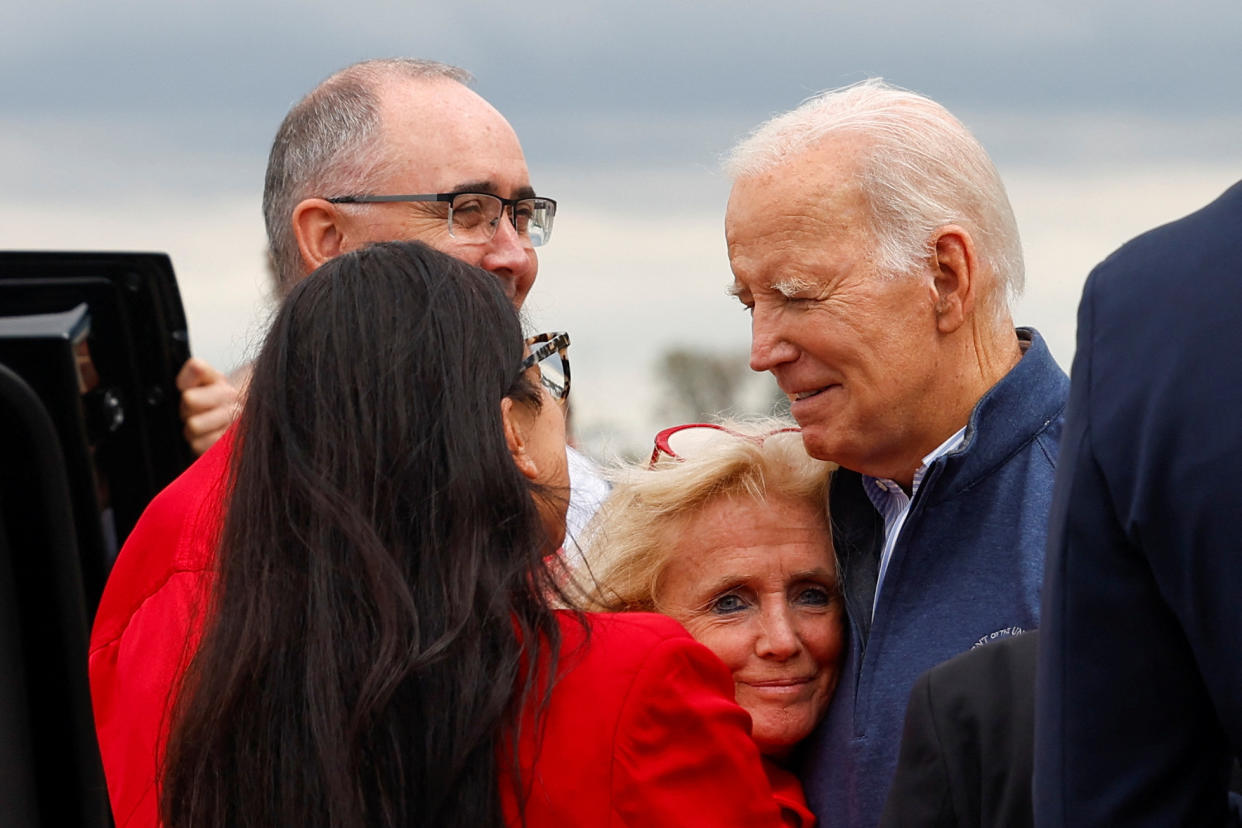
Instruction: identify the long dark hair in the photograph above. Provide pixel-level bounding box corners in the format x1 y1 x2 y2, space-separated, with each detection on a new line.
161 241 566 827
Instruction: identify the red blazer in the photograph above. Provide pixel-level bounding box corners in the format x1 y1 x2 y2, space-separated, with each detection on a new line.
88 431 232 827
89 431 811 827
504 611 808 826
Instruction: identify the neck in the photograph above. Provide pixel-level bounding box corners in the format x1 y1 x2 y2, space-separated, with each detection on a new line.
880 317 1022 490
970 314 1024 390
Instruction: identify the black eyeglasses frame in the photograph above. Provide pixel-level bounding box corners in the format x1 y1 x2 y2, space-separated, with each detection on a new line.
324 192 557 246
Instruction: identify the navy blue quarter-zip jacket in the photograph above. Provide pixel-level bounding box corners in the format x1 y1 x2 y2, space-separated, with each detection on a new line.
800 328 1069 827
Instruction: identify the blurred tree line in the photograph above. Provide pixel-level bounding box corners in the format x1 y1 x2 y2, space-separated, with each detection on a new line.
654 346 790 424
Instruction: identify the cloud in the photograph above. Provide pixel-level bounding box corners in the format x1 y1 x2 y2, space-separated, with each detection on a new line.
6 2 1240 140
530 156 1241 457
0 195 272 374
3 0 1240 458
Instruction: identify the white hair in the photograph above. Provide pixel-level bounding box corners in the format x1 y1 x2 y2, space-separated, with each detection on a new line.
725 78 1024 313
261 59 472 296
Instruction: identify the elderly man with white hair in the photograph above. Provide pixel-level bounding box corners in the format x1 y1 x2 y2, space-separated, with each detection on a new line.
724 79 1069 825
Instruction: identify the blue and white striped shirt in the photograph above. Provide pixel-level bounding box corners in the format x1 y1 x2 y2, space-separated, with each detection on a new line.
862 426 967 619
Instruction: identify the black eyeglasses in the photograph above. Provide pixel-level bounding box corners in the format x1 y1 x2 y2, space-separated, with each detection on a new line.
326 192 557 247
522 332 571 401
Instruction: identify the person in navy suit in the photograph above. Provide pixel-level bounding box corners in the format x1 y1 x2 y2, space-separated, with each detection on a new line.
1035 180 1242 826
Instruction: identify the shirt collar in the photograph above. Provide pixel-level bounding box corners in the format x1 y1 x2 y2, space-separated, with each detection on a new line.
864 425 967 505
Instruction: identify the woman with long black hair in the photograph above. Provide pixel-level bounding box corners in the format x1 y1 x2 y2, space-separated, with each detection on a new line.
159 241 787 827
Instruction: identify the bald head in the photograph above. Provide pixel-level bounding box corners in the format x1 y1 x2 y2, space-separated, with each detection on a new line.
262 59 468 295
263 59 540 306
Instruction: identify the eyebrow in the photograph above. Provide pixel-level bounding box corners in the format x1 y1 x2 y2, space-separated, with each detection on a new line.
770 275 817 297
727 274 818 300
695 567 839 597
448 180 538 200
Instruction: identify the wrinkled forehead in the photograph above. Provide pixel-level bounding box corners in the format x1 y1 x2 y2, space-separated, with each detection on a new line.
725 145 875 281
663 491 836 573
371 78 533 197
727 135 870 222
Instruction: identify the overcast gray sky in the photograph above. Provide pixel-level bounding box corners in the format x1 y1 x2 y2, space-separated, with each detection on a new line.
3 1 1240 456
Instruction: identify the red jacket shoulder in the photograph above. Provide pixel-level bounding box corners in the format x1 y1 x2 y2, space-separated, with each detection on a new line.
89 429 233 651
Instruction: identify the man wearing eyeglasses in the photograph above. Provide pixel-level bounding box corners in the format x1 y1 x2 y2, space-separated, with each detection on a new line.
89 59 602 828
176 60 547 453
725 79 1069 826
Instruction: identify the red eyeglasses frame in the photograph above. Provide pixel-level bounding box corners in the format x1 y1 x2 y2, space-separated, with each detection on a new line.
648 423 801 467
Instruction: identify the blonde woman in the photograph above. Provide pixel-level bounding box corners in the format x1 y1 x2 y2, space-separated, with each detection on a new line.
574 421 843 828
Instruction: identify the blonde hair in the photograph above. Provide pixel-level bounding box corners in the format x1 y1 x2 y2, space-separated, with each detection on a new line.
569 419 835 613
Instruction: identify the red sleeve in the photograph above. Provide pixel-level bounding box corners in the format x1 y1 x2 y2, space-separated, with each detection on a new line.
88 433 230 827
89 571 211 827
611 634 789 827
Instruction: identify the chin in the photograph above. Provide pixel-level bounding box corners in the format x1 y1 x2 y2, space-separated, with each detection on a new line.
541 521 567 553
754 736 801 760
752 725 814 760
790 424 837 464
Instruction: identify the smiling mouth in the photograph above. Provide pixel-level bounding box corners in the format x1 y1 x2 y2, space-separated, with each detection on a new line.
745 677 814 688
789 385 836 402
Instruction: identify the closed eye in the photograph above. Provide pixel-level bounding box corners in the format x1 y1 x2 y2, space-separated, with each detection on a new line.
771 275 817 299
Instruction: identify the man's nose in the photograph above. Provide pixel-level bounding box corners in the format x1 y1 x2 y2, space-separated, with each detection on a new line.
749 312 795 374
480 213 534 289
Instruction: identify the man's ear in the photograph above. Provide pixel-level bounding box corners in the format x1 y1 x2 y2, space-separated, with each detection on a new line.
292 198 349 275
930 225 977 334
501 397 540 481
